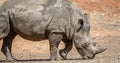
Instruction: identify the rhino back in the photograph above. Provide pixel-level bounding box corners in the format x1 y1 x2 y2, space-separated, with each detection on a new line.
0 0 24 12
0 0 78 40
0 0 58 13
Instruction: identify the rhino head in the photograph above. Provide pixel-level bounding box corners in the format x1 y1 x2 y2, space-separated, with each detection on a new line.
69 4 106 59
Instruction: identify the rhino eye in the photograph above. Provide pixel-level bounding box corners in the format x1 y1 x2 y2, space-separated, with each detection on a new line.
78 19 83 25
77 19 84 32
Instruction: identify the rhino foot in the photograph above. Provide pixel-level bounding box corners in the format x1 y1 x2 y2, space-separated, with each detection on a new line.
5 58 17 62
49 57 60 61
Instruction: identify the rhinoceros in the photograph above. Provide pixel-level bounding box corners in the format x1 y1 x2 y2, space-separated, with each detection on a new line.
0 0 106 61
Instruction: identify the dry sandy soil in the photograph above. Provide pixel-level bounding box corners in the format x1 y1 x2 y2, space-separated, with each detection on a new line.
0 0 120 63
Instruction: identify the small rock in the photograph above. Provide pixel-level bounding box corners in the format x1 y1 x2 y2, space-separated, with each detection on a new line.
96 33 99 37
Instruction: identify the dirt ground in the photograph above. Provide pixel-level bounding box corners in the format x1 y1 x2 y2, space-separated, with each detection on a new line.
0 0 120 63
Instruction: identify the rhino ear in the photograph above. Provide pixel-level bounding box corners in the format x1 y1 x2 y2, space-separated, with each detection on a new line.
84 13 90 23
0 13 10 39
78 13 89 26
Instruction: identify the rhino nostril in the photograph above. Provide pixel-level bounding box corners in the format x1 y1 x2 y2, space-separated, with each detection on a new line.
82 42 90 48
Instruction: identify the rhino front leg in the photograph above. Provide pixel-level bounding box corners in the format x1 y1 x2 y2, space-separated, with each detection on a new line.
1 30 17 62
59 39 73 59
49 33 63 61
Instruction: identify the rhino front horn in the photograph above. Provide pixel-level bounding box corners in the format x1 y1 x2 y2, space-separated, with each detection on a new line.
96 48 106 54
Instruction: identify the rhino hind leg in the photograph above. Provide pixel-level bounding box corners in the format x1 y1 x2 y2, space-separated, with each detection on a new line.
1 30 17 62
59 39 73 59
49 33 63 61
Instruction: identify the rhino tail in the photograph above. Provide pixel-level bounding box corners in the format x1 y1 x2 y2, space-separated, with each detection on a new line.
0 12 10 39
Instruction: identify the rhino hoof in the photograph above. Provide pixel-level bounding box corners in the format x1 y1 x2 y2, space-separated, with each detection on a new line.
5 58 17 62
49 58 59 61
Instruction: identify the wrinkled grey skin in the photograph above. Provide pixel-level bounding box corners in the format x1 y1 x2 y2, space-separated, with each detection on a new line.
0 0 106 61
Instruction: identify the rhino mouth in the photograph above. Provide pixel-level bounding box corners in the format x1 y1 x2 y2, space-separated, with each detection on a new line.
81 50 95 60
82 53 95 59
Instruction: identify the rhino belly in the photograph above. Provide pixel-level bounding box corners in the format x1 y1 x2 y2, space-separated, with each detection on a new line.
9 8 52 41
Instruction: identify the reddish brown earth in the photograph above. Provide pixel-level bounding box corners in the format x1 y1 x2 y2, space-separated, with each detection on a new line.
71 0 120 14
0 0 120 63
